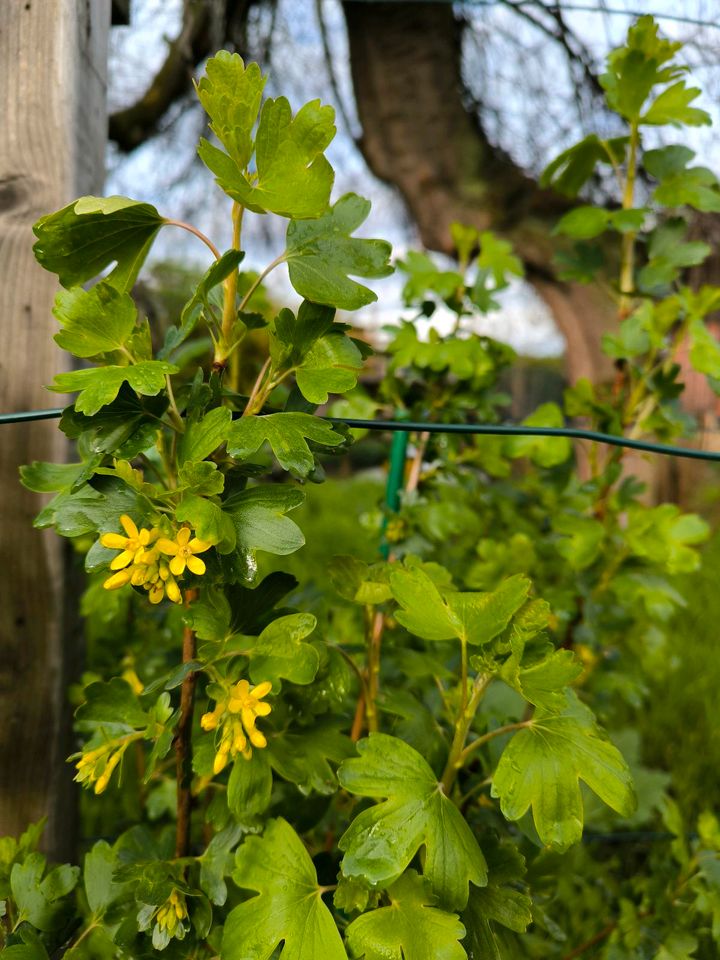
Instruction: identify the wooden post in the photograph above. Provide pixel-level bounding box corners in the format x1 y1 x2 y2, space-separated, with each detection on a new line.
0 0 110 859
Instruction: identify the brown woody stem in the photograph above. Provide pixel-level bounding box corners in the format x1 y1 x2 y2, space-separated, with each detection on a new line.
174 590 198 859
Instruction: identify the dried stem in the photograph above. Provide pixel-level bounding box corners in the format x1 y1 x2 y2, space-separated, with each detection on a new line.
406 431 430 493
365 608 385 733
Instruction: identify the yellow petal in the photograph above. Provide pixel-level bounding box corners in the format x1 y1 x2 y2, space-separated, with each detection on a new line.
103 569 132 591
110 550 134 570
101 532 129 549
166 579 182 604
234 679 251 699
149 584 164 604
249 728 267 749
189 538 212 554
227 697 242 714
157 538 179 556
177 527 191 546
120 515 139 539
213 751 229 775
241 707 257 731
169 555 186 577
201 712 218 731
254 701 272 717
186 555 206 576
251 681 272 699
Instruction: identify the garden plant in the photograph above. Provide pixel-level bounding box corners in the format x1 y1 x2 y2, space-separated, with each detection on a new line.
2 15 720 959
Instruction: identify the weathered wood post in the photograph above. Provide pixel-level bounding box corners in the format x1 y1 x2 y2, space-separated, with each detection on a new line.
0 0 110 859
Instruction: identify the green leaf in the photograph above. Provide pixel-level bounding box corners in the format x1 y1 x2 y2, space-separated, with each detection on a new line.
33 195 164 291
499 649 582 713
270 301 365 403
491 693 636 850
390 566 530 646
162 249 245 357
648 150 720 213
553 206 610 240
34 477 143 540
227 412 346 476
295 329 364 404
224 484 305 562
600 15 683 120
638 220 710 291
223 818 348 960
177 461 225 496
505 403 572 467
689 317 720 384
178 407 232 465
655 933 699 960
540 135 626 197
553 514 605 570
285 193 393 310
59 387 167 459
338 734 487 909
624 504 708 574
554 241 605 284
462 839 531 959
1 943 49 960
196 52 265 169
75 678 149 729
644 144 696 180
40 863 79 901
199 824 244 906
397 250 464 304
450 222 479 265
84 841 132 916
20 461 90 494
226 754 273 829
243 612 319 686
328 555 393 605
10 854 74 932
50 361 178 416
643 80 710 127
53 282 137 358
477 232 523 286
199 97 335 219
268 722 354 795
345 870 467 960
176 493 236 551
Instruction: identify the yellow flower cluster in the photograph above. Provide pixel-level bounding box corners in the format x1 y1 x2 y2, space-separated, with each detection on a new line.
100 516 211 605
155 890 188 939
73 733 140 794
201 680 272 774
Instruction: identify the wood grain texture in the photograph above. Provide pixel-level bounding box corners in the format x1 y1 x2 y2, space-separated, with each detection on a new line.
0 0 109 858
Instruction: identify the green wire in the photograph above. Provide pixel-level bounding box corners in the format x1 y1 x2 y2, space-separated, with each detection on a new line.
4 406 720 463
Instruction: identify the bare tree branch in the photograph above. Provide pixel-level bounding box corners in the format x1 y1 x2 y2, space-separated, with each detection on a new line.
109 0 251 152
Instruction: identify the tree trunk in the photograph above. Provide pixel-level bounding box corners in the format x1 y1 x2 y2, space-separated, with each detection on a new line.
0 0 109 860
342 1 616 385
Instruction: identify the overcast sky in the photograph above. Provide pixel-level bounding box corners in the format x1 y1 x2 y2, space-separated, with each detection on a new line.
106 1 720 357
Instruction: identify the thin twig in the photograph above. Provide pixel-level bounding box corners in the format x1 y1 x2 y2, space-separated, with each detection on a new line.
164 219 221 260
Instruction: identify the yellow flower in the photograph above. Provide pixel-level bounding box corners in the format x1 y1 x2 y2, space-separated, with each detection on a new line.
156 890 188 937
142 555 183 605
73 734 140 794
201 680 272 774
157 526 212 576
100 515 158 570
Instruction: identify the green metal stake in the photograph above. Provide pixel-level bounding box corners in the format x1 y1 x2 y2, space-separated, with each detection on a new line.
380 429 409 559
